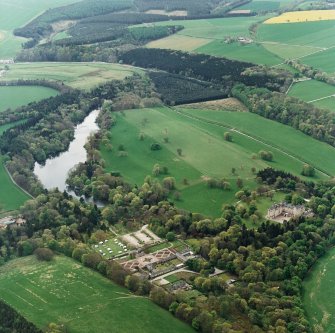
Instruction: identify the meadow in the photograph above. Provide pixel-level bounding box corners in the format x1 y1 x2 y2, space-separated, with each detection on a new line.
303 246 335 333
0 256 195 333
0 86 58 112
100 106 334 216
0 0 79 58
0 63 142 90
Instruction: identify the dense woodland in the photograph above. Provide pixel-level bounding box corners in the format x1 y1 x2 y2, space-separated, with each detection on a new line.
0 300 42 333
120 49 293 92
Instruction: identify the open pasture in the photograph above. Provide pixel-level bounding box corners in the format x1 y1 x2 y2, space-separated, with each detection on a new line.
302 46 335 73
235 1 280 13
264 10 335 24
1 62 142 90
0 256 195 333
0 85 58 112
177 107 335 177
196 40 282 65
313 96 335 113
288 79 335 103
303 246 335 333
100 106 333 216
0 0 79 58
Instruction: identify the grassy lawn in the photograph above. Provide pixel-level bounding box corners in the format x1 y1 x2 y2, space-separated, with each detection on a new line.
1 62 142 90
0 256 195 333
303 246 335 333
0 86 58 112
0 0 79 58
288 79 335 103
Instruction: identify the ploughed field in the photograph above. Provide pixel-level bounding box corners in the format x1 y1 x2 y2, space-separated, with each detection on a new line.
0 256 195 333
100 106 335 216
0 63 142 90
303 246 335 333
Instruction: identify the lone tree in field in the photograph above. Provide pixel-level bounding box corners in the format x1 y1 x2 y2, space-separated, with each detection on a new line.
163 177 176 191
236 177 243 188
177 148 182 156
224 132 233 142
301 164 315 177
34 248 54 262
232 167 236 175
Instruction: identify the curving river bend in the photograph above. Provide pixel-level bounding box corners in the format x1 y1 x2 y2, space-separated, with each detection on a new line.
34 110 100 191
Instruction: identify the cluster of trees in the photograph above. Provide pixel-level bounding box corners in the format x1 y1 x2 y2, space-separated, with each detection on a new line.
258 150 273 161
0 300 42 333
232 83 335 147
121 48 293 92
148 72 227 105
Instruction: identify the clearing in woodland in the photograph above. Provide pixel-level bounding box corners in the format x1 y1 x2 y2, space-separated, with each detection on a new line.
0 256 195 333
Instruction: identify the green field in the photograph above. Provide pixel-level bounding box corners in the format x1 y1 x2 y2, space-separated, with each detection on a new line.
235 1 280 13
0 0 79 58
288 79 335 103
0 155 29 213
0 85 58 112
303 246 335 333
313 96 335 112
178 108 335 177
0 256 195 333
145 15 282 65
257 20 335 70
1 62 142 90
196 41 282 65
0 121 30 213
100 107 335 216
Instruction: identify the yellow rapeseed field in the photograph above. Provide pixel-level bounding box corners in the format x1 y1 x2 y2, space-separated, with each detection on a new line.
265 10 335 24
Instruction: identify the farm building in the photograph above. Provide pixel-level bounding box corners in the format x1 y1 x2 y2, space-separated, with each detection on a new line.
0 216 26 229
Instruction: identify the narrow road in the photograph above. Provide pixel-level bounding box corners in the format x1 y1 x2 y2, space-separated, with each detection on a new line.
170 107 331 178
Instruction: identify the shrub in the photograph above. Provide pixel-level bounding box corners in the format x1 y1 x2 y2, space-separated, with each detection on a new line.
34 248 54 261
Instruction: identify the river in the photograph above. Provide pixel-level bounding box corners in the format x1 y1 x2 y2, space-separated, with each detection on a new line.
34 109 100 191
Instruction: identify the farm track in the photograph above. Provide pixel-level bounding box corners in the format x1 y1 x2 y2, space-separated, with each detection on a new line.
171 107 331 178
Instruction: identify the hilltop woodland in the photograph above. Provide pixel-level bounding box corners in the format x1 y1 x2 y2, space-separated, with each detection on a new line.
1 68 335 332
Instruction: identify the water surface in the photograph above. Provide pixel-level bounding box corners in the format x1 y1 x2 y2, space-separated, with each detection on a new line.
34 110 99 191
